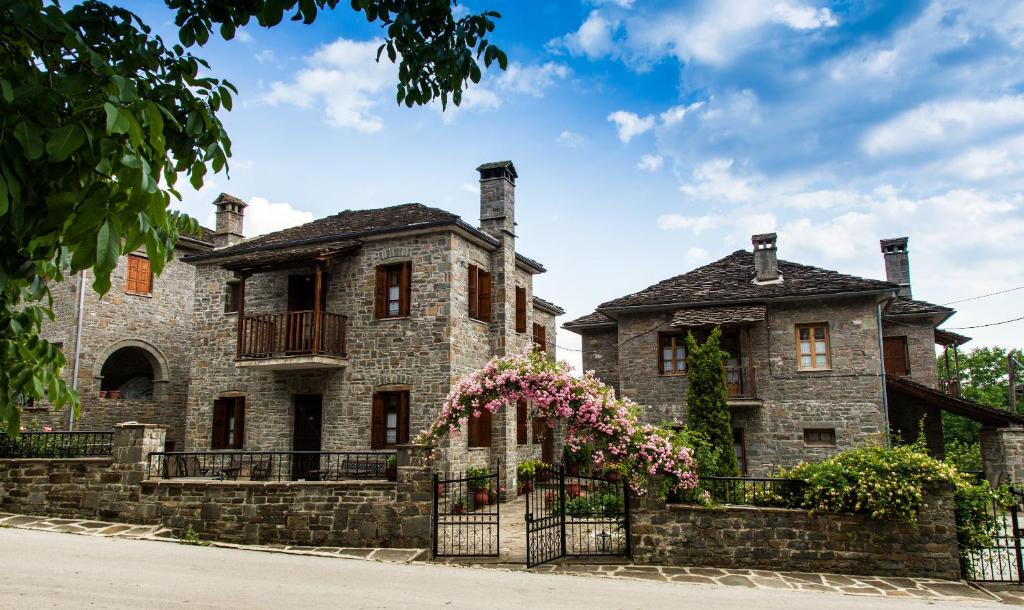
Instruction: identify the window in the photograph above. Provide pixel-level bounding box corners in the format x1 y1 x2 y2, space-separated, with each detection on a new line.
883 336 910 376
532 322 546 350
658 334 687 374
733 428 747 475
468 264 492 322
515 286 527 333
371 391 409 449
212 397 245 449
796 323 831 370
532 417 547 445
516 399 528 445
374 262 411 319
468 409 492 448
224 281 241 314
125 254 152 295
803 428 836 447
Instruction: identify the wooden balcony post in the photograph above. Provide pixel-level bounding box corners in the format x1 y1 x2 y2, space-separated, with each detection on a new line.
312 263 323 355
236 274 247 360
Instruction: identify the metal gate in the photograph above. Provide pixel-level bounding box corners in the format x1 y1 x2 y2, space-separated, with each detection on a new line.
432 469 500 558
961 486 1024 582
525 464 630 568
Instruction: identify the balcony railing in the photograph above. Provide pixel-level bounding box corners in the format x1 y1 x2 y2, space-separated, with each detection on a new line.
238 310 347 360
0 431 114 458
146 450 395 482
725 365 757 400
698 476 807 507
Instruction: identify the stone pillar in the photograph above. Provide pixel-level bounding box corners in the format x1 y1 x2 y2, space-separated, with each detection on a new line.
113 422 167 468
395 444 434 546
981 426 1024 485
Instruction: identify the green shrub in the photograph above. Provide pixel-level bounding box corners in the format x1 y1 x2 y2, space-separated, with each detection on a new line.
465 466 490 491
685 327 740 476
517 459 547 480
943 439 983 474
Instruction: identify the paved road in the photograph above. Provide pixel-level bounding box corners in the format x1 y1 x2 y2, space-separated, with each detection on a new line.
0 528 992 609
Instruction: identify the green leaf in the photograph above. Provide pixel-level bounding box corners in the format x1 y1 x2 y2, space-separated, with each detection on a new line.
95 220 121 277
13 122 44 160
0 78 12 103
45 124 85 162
104 102 130 135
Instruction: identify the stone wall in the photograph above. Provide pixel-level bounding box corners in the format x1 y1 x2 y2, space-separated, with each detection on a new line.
580 327 619 394
980 427 1024 485
631 483 961 580
883 318 939 388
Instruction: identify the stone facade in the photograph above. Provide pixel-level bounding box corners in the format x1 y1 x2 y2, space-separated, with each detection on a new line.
883 317 939 388
980 427 1024 485
631 482 961 580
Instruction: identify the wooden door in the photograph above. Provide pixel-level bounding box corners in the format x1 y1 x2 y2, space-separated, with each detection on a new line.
883 336 910 377
292 395 323 480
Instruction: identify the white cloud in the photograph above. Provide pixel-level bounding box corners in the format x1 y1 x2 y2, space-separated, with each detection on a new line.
263 38 395 133
684 247 710 266
863 95 1024 157
235 30 254 43
552 10 619 59
242 197 316 237
656 213 722 234
680 158 757 202
637 154 664 172
254 49 276 64
660 101 704 126
496 62 570 97
608 110 655 143
943 137 1024 180
556 130 585 148
593 0 634 7
770 3 837 30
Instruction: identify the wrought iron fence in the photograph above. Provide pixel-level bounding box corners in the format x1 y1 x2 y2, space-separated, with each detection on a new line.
0 431 114 458
697 476 807 507
146 450 396 482
960 486 1024 582
433 468 500 557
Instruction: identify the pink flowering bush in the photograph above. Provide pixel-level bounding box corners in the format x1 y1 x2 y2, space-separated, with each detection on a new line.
417 350 698 495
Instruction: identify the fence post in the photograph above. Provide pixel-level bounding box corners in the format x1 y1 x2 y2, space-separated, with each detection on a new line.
1012 488 1024 584
432 471 439 558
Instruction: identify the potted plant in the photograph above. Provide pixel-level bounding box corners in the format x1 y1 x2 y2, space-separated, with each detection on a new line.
563 443 593 476
604 463 626 482
487 486 497 505
98 390 108 399
498 486 509 503
517 460 540 492
437 482 445 497
544 490 557 508
384 455 397 481
108 390 121 400
452 495 467 515
466 467 490 509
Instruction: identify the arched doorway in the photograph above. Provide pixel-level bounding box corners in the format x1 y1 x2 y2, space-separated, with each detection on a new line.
100 346 155 399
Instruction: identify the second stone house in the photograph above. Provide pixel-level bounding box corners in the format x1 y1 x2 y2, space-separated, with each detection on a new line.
181 161 563 488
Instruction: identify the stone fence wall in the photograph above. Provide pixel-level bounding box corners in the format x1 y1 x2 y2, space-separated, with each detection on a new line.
631 482 961 580
0 424 433 549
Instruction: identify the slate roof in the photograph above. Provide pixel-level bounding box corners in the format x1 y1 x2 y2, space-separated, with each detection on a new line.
887 375 1024 427
886 297 953 317
562 311 616 329
598 250 896 310
219 240 361 271
532 296 565 316
670 304 767 328
935 328 972 347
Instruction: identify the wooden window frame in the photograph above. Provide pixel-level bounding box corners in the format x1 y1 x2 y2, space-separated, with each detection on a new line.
374 262 411 319
883 335 911 376
515 286 527 334
532 322 546 351
125 254 153 296
657 333 688 375
532 416 547 445
467 409 492 448
803 428 836 447
224 281 241 314
732 428 748 475
795 323 832 371
516 399 528 445
467 264 492 322
371 391 410 449
211 397 245 450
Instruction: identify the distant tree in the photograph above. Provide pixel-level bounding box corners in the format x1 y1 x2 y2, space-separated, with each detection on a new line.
0 0 507 434
685 327 740 477
937 346 1015 449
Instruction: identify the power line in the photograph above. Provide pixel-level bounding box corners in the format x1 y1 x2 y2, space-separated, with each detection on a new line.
946 315 1024 330
942 285 1024 305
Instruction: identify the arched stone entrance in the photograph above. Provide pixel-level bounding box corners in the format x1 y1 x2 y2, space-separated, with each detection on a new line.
94 339 170 401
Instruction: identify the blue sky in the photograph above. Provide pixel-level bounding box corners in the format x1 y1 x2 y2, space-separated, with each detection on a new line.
127 0 1024 370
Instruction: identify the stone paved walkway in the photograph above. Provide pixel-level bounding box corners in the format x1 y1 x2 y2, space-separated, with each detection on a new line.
1 511 1018 604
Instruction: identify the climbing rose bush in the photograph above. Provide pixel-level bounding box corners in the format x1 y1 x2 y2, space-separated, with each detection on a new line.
417 350 698 495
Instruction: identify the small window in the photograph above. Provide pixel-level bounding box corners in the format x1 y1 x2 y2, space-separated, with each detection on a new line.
516 400 528 445
803 428 836 447
796 323 831 370
532 417 547 445
658 333 687 374
212 397 245 449
733 428 747 475
515 286 527 333
372 391 409 449
468 409 492 448
468 264 492 322
374 263 411 319
125 254 152 295
532 322 546 351
224 281 241 313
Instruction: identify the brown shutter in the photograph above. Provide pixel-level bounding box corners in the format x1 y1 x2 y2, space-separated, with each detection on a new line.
467 264 479 320
139 257 152 293
515 287 527 333
371 393 385 449
478 410 492 447
479 271 492 322
516 400 527 445
883 336 910 376
211 399 228 449
374 266 387 318
399 261 412 317
539 325 546 350
232 398 245 449
532 417 545 445
397 391 410 445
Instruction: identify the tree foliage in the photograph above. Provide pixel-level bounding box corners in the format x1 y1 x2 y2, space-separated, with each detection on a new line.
0 0 506 435
937 346 1016 449
685 327 740 477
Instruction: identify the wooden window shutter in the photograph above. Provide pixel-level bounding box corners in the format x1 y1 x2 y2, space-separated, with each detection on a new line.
371 393 386 449
532 417 545 445
515 287 527 333
139 257 152 293
883 336 910 376
397 391 410 445
125 256 137 293
211 399 228 449
374 266 387 319
468 264 479 320
479 271 492 322
516 400 528 445
399 262 412 316
232 398 245 449
481 410 492 447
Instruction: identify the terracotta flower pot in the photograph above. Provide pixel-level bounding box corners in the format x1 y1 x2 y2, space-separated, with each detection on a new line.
98 391 108 399
437 483 445 497
567 482 581 498
453 503 465 515
567 463 580 476
385 467 397 482
108 390 121 400
605 471 621 482
473 489 489 509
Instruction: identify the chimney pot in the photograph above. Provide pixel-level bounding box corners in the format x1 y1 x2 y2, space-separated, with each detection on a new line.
752 232 780 283
880 236 911 298
477 160 517 239
213 193 246 248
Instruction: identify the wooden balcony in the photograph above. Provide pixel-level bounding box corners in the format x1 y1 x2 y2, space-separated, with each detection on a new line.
725 365 760 406
236 310 348 370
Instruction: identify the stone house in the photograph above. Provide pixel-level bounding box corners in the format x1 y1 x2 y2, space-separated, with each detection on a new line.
180 161 562 489
31 225 215 449
564 233 1024 479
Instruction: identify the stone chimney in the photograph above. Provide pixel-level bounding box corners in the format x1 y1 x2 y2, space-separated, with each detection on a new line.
880 236 911 298
477 161 517 239
752 232 780 283
212 193 246 248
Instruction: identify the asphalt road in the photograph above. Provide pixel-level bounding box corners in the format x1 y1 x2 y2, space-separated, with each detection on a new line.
0 528 988 609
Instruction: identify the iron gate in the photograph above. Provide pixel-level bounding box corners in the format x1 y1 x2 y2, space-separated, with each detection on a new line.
525 465 631 568
961 487 1024 582
432 469 500 558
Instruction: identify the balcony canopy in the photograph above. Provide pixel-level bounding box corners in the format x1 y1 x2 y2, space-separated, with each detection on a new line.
670 304 767 328
219 239 362 273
